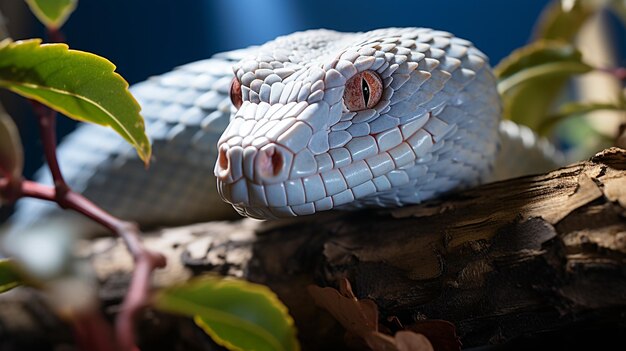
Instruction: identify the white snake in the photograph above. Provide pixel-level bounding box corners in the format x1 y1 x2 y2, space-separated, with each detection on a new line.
9 28 559 229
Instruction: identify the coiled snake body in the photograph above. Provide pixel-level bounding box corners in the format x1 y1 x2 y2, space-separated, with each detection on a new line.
10 28 559 229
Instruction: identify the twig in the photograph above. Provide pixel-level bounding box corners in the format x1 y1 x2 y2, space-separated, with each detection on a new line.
31 102 69 198
1 25 168 351
71 310 118 351
47 27 65 43
2 101 167 351
18 180 166 351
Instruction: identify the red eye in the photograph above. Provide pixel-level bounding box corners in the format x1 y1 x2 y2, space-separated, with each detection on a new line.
343 70 383 111
230 78 243 109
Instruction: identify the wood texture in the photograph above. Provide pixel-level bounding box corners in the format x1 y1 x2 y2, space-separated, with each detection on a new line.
2 148 625 350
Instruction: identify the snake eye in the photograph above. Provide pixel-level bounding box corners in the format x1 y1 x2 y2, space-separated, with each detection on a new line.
230 78 243 109
343 70 383 111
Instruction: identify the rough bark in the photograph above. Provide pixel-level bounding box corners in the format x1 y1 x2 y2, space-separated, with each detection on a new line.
2 148 626 350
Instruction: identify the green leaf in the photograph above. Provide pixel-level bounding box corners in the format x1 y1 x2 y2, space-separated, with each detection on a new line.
538 101 626 134
0 39 151 164
0 259 22 293
533 0 595 41
25 0 77 29
0 109 23 181
154 277 300 351
495 40 593 130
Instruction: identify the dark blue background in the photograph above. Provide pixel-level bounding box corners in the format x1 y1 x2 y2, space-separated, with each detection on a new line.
2 0 550 179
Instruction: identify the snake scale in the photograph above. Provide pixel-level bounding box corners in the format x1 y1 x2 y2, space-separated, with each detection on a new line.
8 28 560 232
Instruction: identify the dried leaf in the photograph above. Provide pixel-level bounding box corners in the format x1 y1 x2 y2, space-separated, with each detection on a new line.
309 279 442 351
404 320 461 351
393 331 434 351
364 331 434 351
307 278 378 336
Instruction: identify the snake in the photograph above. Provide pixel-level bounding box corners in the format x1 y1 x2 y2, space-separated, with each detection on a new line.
7 28 560 231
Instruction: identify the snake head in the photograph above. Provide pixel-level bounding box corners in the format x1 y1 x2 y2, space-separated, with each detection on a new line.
214 28 501 219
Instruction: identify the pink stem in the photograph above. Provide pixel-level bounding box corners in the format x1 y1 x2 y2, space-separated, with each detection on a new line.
47 27 65 43
9 101 167 351
1 23 167 351
71 310 119 351
18 180 166 351
31 102 69 198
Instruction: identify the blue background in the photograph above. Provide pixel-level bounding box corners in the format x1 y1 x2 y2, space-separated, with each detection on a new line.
2 0 550 179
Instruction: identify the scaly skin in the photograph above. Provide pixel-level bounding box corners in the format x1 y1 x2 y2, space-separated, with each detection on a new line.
8 28 559 229
215 28 502 219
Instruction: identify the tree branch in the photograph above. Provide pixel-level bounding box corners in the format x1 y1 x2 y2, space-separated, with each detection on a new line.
79 147 626 350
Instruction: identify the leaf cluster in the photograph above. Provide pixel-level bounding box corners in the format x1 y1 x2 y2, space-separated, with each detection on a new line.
495 0 626 138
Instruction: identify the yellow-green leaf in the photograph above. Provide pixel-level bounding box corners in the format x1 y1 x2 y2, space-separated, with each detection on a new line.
154 277 300 351
538 101 626 134
0 39 151 164
0 259 22 293
25 0 77 29
533 0 595 42
0 109 23 181
495 40 593 130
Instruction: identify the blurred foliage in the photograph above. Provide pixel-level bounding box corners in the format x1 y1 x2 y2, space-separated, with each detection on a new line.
536 0 626 40
495 40 593 131
154 276 300 351
25 0 77 30
0 259 22 293
0 109 23 185
495 0 626 155
534 0 596 41
539 101 626 134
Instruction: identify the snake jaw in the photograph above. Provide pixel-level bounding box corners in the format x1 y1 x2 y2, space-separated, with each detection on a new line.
215 28 502 219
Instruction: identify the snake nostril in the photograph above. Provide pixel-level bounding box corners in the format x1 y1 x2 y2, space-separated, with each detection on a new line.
218 146 229 171
271 149 283 176
257 145 284 179
216 145 232 182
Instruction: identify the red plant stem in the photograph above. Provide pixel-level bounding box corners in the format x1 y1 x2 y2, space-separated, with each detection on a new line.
21 102 166 350
19 179 166 350
0 23 167 351
31 102 69 197
47 27 66 43
71 310 119 351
